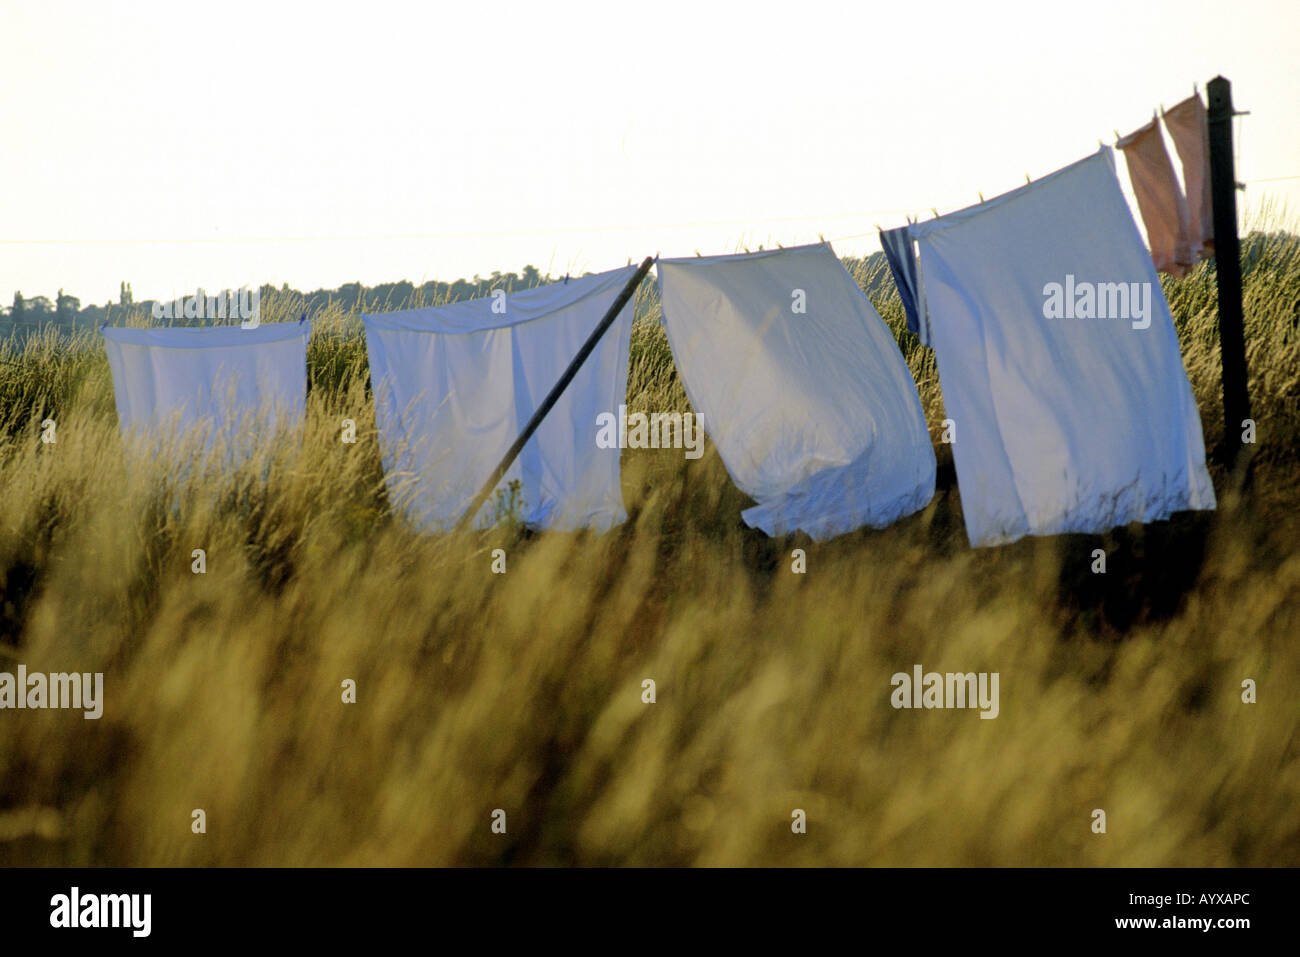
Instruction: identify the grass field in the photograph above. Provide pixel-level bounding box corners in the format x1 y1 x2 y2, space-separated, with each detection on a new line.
1 230 1297 866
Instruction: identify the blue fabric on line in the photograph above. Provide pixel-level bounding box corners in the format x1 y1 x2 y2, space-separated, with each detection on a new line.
879 225 927 345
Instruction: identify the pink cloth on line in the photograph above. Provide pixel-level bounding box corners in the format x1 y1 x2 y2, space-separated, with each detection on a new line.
1117 118 1195 277
1163 93 1215 261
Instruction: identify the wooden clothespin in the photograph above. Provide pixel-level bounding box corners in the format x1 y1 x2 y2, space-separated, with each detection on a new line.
694 250 701 257
931 208 940 219
978 191 984 202
1025 172 1032 185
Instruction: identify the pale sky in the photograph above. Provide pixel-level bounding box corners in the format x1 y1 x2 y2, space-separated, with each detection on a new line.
3 0 1297 306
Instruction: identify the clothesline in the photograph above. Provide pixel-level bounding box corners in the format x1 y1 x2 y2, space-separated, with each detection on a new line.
94 148 1220 549
5 169 1290 248
2 101 1287 284
85 80 1245 550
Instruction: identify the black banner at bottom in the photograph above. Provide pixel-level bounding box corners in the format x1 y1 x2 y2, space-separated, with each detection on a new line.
0 866 1281 944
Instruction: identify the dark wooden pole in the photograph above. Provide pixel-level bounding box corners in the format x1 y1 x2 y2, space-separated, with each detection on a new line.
1206 76 1252 477
454 256 655 533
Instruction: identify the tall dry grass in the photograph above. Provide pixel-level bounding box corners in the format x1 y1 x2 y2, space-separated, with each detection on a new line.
0 230 1297 865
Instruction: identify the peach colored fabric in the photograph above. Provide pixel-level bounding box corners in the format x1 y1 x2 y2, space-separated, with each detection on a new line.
1117 118 1194 277
1163 93 1215 261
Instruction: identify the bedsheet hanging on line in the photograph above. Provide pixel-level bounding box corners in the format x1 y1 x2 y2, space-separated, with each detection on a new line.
1117 117 1196 276
656 243 936 541
101 322 310 459
901 147 1215 548
1162 92 1215 261
363 266 637 533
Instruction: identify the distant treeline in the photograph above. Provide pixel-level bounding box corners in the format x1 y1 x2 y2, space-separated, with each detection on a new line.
4 231 1295 347
2 265 565 342
0 252 900 346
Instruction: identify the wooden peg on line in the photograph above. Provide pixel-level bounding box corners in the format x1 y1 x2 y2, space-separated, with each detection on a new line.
978 191 984 202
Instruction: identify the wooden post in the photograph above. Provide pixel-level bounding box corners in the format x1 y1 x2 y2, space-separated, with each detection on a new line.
1206 76 1252 478
454 256 655 533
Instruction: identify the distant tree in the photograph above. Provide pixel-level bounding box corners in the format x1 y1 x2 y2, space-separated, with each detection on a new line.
80 303 107 328
11 292 23 323
56 288 80 324
367 280 414 310
119 281 133 306
337 282 362 311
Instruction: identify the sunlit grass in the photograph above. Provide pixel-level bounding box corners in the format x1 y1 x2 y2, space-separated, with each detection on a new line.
0 227 1297 865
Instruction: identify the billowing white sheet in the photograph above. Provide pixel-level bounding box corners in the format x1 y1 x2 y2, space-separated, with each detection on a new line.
908 147 1215 547
101 322 309 452
363 266 637 532
656 243 936 540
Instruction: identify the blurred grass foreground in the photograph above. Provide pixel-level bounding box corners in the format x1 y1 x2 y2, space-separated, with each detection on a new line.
0 227 1297 866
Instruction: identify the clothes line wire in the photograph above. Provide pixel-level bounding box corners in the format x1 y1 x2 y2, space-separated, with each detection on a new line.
1 167 1292 248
